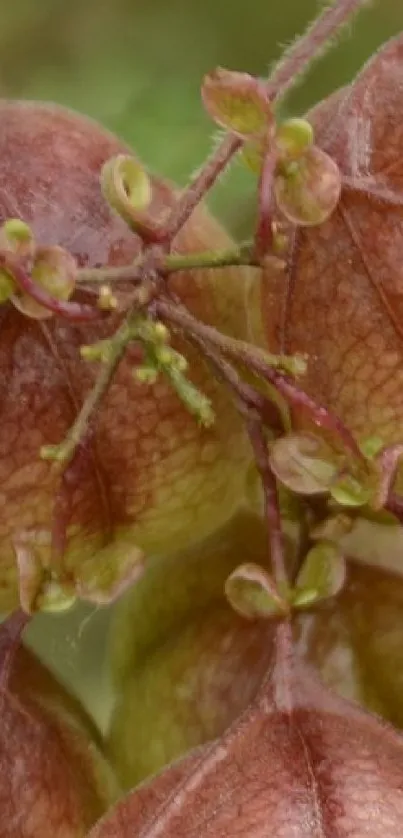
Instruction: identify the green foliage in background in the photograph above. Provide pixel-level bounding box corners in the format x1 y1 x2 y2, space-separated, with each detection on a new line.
0 0 400 236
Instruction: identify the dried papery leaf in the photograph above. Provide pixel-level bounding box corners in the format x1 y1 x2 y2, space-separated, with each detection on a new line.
224 562 289 619
91 621 403 837
269 431 339 495
201 68 273 137
0 619 118 837
12 245 77 319
107 511 273 788
293 540 346 607
260 36 403 466
274 146 341 226
0 101 255 611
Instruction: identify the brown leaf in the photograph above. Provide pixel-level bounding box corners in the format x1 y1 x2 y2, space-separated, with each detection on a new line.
0 101 256 611
89 621 403 837
0 615 118 837
260 35 403 459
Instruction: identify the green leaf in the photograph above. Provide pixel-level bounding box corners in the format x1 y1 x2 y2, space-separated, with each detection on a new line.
276 118 314 158
274 146 341 227
201 68 273 138
269 432 338 495
293 541 346 608
330 474 373 508
224 562 289 620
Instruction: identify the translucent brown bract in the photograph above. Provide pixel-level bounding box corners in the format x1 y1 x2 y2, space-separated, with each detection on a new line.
89 621 403 837
0 101 256 611
0 617 118 837
260 35 403 463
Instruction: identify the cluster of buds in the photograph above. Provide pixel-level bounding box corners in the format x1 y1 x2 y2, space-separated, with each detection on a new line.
201 68 342 231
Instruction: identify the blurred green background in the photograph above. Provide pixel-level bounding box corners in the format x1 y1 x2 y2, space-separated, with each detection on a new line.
3 0 399 727
0 0 401 237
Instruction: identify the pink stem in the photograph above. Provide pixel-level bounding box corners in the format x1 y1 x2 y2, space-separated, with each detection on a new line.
163 135 242 243
266 0 368 101
254 145 277 260
247 417 289 589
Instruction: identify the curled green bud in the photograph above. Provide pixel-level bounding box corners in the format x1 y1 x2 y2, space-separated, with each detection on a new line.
274 146 341 227
13 245 77 320
101 155 159 240
225 562 289 620
0 218 35 302
276 118 314 159
269 432 339 496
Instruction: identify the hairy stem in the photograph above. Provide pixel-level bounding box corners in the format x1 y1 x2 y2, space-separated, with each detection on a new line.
254 146 277 259
267 0 371 100
247 417 289 590
156 0 367 244
155 297 304 376
163 135 242 243
156 297 366 466
77 263 145 284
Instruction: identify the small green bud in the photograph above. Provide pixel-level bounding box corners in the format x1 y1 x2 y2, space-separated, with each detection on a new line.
80 341 111 362
40 444 69 463
276 118 314 159
153 321 170 343
155 345 176 367
169 350 188 372
97 284 118 310
134 365 159 385
3 218 33 243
